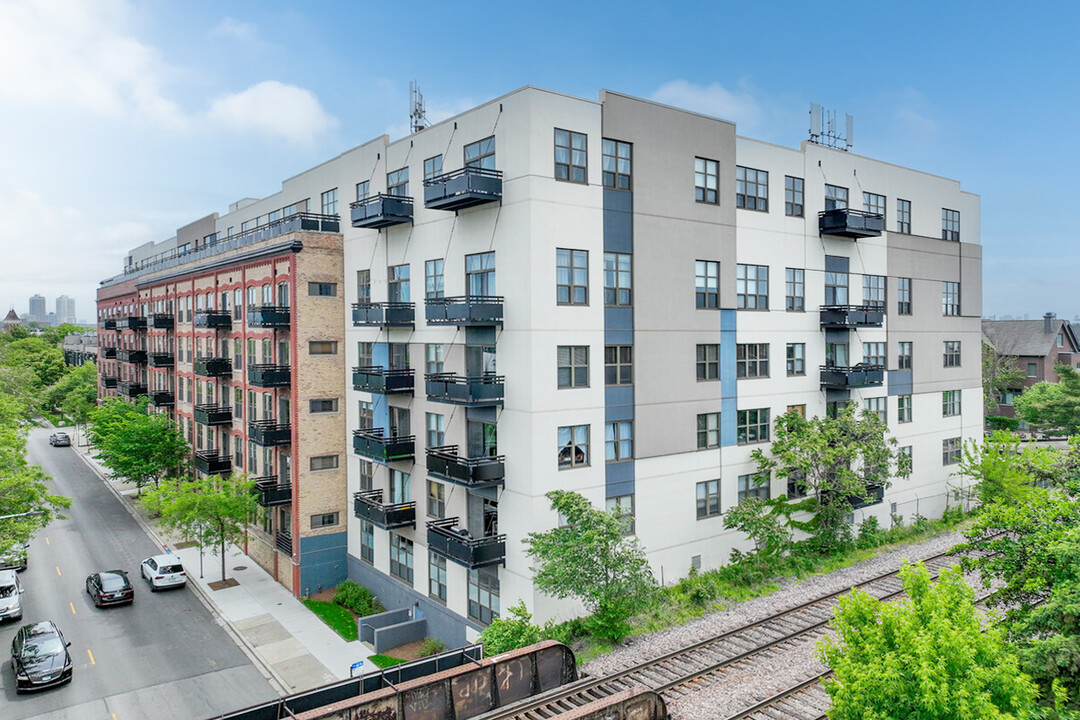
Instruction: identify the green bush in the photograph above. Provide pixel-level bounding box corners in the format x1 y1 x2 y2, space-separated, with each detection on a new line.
418 637 446 657
987 415 1021 431
333 580 385 616
479 601 544 654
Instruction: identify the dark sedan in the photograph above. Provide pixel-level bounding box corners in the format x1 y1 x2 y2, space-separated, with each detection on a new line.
85 570 134 607
10 621 73 693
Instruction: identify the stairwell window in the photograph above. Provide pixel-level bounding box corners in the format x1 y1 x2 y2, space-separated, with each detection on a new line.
602 139 632 190
604 252 632 306
605 345 633 385
695 260 720 309
605 421 633 462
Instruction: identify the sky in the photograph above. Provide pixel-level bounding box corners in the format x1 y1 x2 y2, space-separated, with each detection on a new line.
0 0 1075 322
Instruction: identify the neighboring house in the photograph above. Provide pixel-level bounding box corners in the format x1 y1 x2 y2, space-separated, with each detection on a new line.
982 313 1080 418
2 308 23 332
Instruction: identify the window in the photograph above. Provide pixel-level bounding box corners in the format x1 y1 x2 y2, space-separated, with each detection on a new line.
309 341 338 355
864 397 887 424
357 342 373 369
785 268 805 311
694 157 719 204
695 260 720 309
321 188 338 216
389 265 410 303
387 167 409 196
738 473 770 502
606 495 636 534
897 277 912 314
429 554 447 603
355 180 370 202
309 398 338 413
785 176 804 217
898 395 913 423
358 459 373 491
427 481 445 519
554 128 587 183
557 425 589 468
389 469 411 505
557 346 589 388
426 413 445 448
697 480 721 519
786 343 805 376
825 184 849 210
309 455 339 471
898 341 913 370
604 252 632 306
943 341 961 367
358 401 373 430
943 390 962 417
737 408 770 445
696 344 720 381
556 249 588 305
465 251 495 296
356 270 371 305
942 282 960 316
863 192 886 220
787 404 806 418
464 136 495 170
863 275 886 309
1028 362 1038 377
425 259 444 300
942 208 960 241
389 534 413 585
825 267 849 305
468 566 500 624
863 342 886 366
897 199 911 233
736 166 768 211
424 155 443 180
736 264 769 310
697 412 721 449
602 139 632 190
311 512 339 529
605 421 633 462
736 343 769 378
605 345 633 385
359 520 374 564
425 344 444 375
308 282 337 297
943 437 962 465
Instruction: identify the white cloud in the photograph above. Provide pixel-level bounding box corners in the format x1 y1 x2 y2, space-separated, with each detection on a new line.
651 80 762 130
210 17 258 43
207 81 338 145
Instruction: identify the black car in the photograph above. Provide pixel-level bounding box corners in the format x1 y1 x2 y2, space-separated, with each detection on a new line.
85 570 134 607
10 621 73 693
48 432 70 447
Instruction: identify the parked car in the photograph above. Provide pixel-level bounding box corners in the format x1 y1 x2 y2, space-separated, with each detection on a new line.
48 432 70 447
0 544 28 573
140 555 186 591
10 621 73 693
0 569 24 622
85 570 134 607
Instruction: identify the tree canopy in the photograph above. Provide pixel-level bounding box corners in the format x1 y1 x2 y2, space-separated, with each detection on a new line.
88 397 190 494
1014 363 1080 436
957 430 1058 505
983 340 1025 416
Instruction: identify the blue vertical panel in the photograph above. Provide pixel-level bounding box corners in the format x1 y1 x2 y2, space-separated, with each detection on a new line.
604 188 634 498
298 531 348 595
721 309 738 446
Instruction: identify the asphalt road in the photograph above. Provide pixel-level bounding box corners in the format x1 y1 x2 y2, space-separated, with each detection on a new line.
0 427 278 720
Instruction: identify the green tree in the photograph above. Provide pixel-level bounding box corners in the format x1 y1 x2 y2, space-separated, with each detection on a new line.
88 398 190 495
524 491 655 643
818 561 1036 720
1015 364 1080 436
43 361 97 418
478 601 545 654
957 430 1058 505
0 336 67 391
140 473 258 582
983 340 1025 417
722 495 792 563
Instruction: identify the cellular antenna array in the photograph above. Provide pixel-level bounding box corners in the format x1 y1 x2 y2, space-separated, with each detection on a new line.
410 81 429 134
809 103 853 151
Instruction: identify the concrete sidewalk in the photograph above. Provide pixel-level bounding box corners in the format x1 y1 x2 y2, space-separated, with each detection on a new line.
68 429 374 695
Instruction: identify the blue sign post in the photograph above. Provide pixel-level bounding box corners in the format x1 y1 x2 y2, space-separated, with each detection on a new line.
350 660 365 677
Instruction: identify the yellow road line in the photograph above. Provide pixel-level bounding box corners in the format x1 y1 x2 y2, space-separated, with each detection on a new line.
87 649 95 665
45 537 50 545
69 602 76 615
56 566 61 576
112 714 118 720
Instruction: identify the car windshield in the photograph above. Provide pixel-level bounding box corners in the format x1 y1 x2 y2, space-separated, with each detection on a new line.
100 575 126 590
159 564 183 574
26 636 65 658
0 585 16 598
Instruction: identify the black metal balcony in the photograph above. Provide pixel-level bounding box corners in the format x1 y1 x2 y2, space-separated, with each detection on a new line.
423 167 503 211
249 420 291 446
427 518 505 569
351 302 415 328
117 349 147 365
248 364 291 388
193 310 232 329
193 357 232 377
353 428 415 464
102 375 118 388
350 193 414 229
850 483 885 509
352 366 414 395
426 446 505 489
117 316 146 331
253 476 292 507
149 391 174 407
247 305 290 328
425 296 503 326
148 352 174 368
194 404 232 426
147 314 174 330
819 364 886 389
102 319 116 331
819 305 885 329
819 208 884 239
118 381 146 398
426 373 504 407
101 346 117 359
275 531 293 555
353 490 416 530
193 451 231 476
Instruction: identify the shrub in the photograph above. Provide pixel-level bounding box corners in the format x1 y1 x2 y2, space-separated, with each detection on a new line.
856 516 884 549
987 416 1020 431
479 601 545 654
418 637 446 657
333 580 384 616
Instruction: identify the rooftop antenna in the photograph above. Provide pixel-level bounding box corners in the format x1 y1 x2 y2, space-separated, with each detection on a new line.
809 103 853 151
410 81 429 134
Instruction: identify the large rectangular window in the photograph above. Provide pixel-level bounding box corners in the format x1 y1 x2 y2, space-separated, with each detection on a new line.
389 534 414 585
898 395 913 423
387 167 409 196
425 259 444 299
604 252 632 306
466 251 495 296
863 275 886 309
427 480 445 519
825 184 849 210
695 157 719 204
736 264 768 310
942 208 960 241
696 479 721 519
388 265 410 303
944 341 961 367
825 267 849 306
738 473 770 502
737 408 770 445
355 180 370 202
308 282 337 297
554 129 587 183
356 270 371 305
557 425 589 468
863 397 887 424
605 345 633 385
696 344 720 381
309 455 339 471
605 421 633 462
321 188 338 215
897 199 911 233
606 495 636 535
736 166 768 211
309 340 338 355
943 437 962 465
943 390 962 417
695 260 720 309
557 346 589 388
426 413 445 449
464 136 495 170
897 277 912 315
786 343 805 376
359 520 374 564
426 344 444 375
736 343 769 378
785 268 804 311
697 412 721 449
863 192 886 219
863 342 886 366
785 176 804 217
602 138 632 190
942 281 960 315
429 553 447 603
424 155 443 181
468 566 500 624
556 249 588 305
898 341 913 370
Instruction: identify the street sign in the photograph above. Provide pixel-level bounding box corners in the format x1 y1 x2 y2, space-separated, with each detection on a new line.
350 660 364 677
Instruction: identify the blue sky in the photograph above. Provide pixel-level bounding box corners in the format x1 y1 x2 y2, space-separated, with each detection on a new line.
0 0 1074 321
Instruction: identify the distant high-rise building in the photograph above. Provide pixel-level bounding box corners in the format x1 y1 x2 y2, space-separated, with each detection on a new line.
56 296 77 325
27 294 45 324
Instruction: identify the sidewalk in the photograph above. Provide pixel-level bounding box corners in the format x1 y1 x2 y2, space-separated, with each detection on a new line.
69 431 374 695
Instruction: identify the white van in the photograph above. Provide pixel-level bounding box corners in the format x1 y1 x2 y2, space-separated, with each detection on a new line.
0 569 24 622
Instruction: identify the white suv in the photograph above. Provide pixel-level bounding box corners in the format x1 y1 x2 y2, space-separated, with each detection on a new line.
140 555 186 592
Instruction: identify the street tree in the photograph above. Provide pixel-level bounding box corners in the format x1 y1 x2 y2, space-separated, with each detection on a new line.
818 561 1036 720
524 490 655 643
1014 363 1080 436
0 336 67 391
957 430 1058 505
43 361 97 421
88 398 190 495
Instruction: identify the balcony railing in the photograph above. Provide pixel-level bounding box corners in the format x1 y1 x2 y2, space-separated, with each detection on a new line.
117 349 147 365
427 518 506 569
818 208 885 239
193 357 232 377
819 305 885 329
423 167 503 211
425 296 503 326
248 364 291 388
253 476 292 507
353 428 415 464
352 366 414 395
850 483 885 509
100 347 117 359
819 364 886 389
350 193 414 229
351 302 415 328
149 391 174 407
116 316 146 331
193 310 232 329
275 530 293 555
194 404 232 426
102 376 118 388
249 420 291 447
353 490 416 530
102 319 116 331
148 352 175 368
117 381 146 398
426 446 505 488
193 451 231 476
426 373 504 407
147 314 174 330
247 305 290 328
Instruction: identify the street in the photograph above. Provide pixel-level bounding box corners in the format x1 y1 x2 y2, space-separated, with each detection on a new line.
0 427 279 719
